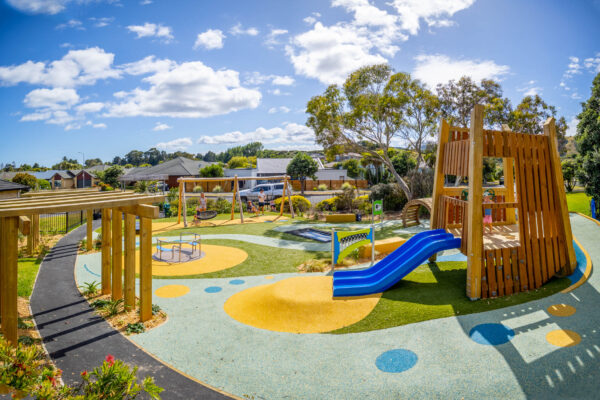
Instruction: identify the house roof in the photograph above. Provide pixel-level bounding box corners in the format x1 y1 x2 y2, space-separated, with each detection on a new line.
0 179 28 192
51 171 74 179
120 157 213 181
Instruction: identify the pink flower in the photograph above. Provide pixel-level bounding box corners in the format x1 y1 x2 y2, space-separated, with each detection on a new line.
105 354 115 366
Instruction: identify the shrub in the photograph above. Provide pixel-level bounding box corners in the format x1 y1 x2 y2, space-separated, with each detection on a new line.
212 185 223 193
126 322 146 335
193 185 203 193
353 194 371 215
405 169 434 199
36 179 50 190
102 299 124 317
99 182 114 191
316 197 338 212
274 195 311 213
11 173 36 189
199 164 224 177
341 182 354 190
297 259 329 272
317 184 328 191
167 187 178 203
369 183 407 211
152 304 161 315
335 185 356 211
79 281 100 297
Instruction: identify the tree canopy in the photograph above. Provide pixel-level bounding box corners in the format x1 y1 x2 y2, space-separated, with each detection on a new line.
575 72 600 157
199 164 224 177
286 152 318 194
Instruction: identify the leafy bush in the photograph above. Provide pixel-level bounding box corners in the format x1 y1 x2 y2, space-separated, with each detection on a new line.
274 195 311 213
316 197 338 212
79 281 100 297
91 299 110 309
353 194 371 215
199 164 224 177
341 182 354 190
405 169 434 199
102 299 124 317
193 185 203 193
152 304 161 315
167 187 178 203
297 259 329 272
317 184 328 191
369 183 407 211
11 173 36 189
335 185 356 211
79 355 163 399
126 322 146 335
36 179 50 190
212 185 223 193
99 182 114 191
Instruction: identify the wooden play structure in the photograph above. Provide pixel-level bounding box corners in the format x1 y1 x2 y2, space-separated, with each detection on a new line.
176 175 295 227
0 190 163 345
431 105 577 300
400 198 433 227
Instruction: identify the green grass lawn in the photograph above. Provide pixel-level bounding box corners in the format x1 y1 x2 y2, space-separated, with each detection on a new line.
566 191 591 216
153 239 328 279
331 261 570 334
18 258 42 298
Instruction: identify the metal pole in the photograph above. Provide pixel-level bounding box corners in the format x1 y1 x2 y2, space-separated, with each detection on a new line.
371 225 375 265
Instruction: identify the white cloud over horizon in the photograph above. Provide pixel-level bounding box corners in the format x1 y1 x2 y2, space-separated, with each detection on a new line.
153 122 172 131
156 137 193 151
196 122 314 146
230 23 259 36
412 54 510 88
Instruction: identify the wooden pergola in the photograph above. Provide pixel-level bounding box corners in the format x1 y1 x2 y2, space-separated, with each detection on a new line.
0 190 164 345
177 175 295 227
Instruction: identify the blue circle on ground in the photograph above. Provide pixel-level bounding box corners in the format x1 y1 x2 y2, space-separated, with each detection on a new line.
375 349 418 373
205 286 222 293
229 279 245 285
469 323 515 345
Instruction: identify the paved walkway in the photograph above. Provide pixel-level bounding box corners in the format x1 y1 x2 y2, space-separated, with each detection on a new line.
74 213 600 399
31 223 231 400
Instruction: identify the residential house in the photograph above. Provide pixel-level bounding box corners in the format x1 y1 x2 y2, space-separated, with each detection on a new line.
119 157 214 188
0 179 28 199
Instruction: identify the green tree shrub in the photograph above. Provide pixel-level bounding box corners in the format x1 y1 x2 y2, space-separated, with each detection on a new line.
369 183 408 211
11 173 37 189
199 164 224 177
274 195 311 213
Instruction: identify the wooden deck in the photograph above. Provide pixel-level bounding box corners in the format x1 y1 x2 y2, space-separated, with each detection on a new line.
449 224 520 251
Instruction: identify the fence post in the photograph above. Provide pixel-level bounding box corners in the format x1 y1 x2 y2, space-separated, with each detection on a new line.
64 212 68 234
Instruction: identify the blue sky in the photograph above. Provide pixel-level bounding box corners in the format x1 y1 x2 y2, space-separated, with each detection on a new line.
1 0 599 166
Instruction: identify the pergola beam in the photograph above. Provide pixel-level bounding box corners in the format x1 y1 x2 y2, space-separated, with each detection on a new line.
0 192 138 208
0 195 164 217
18 216 30 236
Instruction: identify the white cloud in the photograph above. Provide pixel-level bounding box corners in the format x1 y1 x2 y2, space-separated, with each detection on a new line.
153 122 172 131
76 102 104 114
264 28 288 48
140 0 152 4
268 106 290 114
89 17 114 28
56 19 84 30
24 88 79 109
6 0 69 14
517 81 542 97
121 55 175 75
566 117 579 137
390 0 475 35
286 22 388 85
230 23 259 36
413 54 510 88
0 47 120 88
197 122 314 145
105 61 261 118
127 23 173 42
194 29 225 50
244 72 294 86
156 137 193 151
303 12 321 25
92 122 107 129
583 54 600 72
287 0 475 85
564 56 582 78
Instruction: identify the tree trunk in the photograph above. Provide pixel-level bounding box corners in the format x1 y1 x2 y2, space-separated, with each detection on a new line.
381 152 412 200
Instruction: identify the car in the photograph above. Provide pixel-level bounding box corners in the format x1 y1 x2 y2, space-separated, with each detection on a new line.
239 183 286 203
147 182 169 192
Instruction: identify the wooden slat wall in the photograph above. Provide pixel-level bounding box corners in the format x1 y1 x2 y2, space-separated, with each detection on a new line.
480 247 524 298
443 140 469 176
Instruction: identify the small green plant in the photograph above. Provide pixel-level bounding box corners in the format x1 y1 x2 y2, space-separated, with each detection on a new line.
91 299 110 309
317 184 328 191
79 280 100 297
151 304 161 315
78 355 163 399
102 299 124 317
193 185 203 193
17 336 35 346
126 322 146 335
17 319 33 330
297 259 329 272
212 185 223 193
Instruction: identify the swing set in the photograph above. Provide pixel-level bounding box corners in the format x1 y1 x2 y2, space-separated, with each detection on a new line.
176 175 296 227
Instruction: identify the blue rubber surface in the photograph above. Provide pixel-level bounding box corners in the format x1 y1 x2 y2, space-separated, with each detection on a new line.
375 349 418 373
205 286 222 293
469 323 515 345
332 229 461 297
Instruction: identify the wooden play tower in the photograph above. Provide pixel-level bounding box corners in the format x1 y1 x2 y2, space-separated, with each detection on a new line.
431 105 577 300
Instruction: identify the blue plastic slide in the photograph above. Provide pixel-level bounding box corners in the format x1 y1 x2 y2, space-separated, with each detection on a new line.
332 230 461 297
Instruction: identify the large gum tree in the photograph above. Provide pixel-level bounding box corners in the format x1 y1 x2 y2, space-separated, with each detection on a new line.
306 64 438 200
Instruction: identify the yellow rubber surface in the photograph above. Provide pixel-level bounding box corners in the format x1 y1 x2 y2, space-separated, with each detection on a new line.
155 285 191 298
359 237 407 258
224 276 381 334
546 329 581 347
136 244 248 276
547 304 576 317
